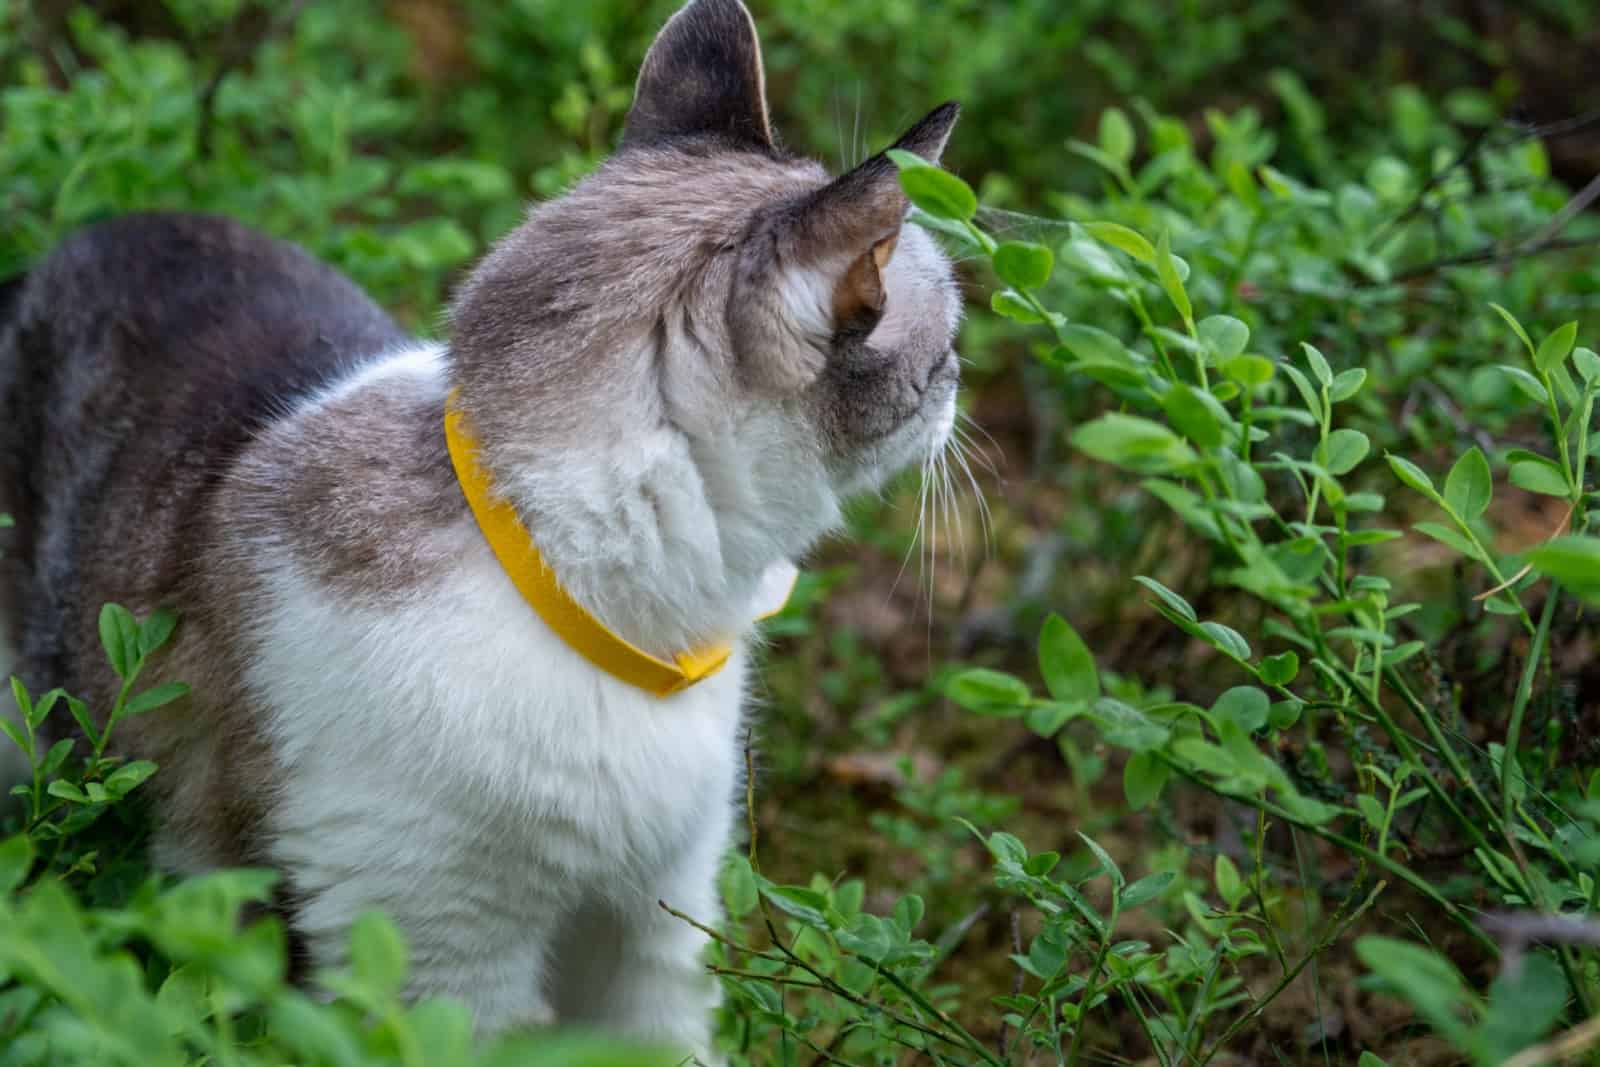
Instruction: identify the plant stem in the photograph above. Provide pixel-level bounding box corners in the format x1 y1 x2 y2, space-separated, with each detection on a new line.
1197 881 1385 1064
1157 755 1497 954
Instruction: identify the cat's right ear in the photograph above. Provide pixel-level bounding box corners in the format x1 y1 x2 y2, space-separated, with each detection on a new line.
731 103 961 392
621 0 774 152
783 102 962 333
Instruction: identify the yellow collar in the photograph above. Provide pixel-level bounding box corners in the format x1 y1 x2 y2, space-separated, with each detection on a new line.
444 394 796 697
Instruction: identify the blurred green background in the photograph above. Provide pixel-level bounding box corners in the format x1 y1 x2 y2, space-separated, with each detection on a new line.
5 2 1600 1063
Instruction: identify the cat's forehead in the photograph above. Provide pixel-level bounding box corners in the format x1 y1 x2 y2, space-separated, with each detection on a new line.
591 146 831 228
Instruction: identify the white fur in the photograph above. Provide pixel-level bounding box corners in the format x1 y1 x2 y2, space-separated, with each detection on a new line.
232 249 954 1056
241 347 768 1059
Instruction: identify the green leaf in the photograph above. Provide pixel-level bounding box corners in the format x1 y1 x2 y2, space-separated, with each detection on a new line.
1413 522 1482 559
0 833 35 893
1123 751 1170 810
103 760 158 797
889 150 976 221
1480 952 1568 1061
1574 347 1600 382
121 682 190 718
1498 364 1550 405
66 696 98 749
138 608 179 657
993 241 1054 290
1526 537 1600 600
1329 368 1368 402
1212 687 1269 733
892 893 924 933
1118 876 1173 917
762 883 833 927
1386 454 1438 498
1162 383 1224 448
1077 832 1124 889
1082 221 1155 263
1155 229 1192 324
349 911 409 998
1443 447 1492 520
1214 854 1245 908
1355 936 1475 1047
1038 614 1100 705
1072 413 1197 473
1301 343 1333 387
721 855 758 918
1510 457 1570 497
1099 107 1135 164
1489 303 1537 358
38 737 74 780
1534 321 1578 375
1281 363 1324 423
945 668 1030 715
1356 793 1386 830
25 688 60 731
99 603 137 680
1321 428 1370 475
1133 575 1197 622
1200 621 1252 661
47 780 88 804
1259 651 1300 686
1198 315 1249 359
1056 323 1136 365
1223 355 1275 387
991 289 1044 324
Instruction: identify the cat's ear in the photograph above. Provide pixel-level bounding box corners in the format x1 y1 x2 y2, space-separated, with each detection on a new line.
731 103 961 391
790 102 962 331
622 0 773 151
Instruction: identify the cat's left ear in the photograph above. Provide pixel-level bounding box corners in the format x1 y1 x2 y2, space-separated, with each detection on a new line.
622 0 773 151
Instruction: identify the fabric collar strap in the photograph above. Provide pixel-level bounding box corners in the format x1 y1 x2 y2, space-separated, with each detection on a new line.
444 394 796 697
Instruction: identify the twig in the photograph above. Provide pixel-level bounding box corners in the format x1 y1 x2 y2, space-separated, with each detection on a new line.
998 910 1023 1060
1501 1012 1600 1067
195 0 310 159
1388 234 1600 283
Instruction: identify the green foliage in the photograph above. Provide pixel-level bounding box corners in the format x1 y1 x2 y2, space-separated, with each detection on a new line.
5 1 1600 1065
1 608 672 1065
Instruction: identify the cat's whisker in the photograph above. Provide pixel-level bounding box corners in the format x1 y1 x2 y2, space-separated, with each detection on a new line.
889 452 931 599
953 417 1000 479
851 83 864 169
938 446 965 573
950 435 994 554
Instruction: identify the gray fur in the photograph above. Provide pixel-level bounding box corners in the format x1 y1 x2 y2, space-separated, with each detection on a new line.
0 0 963 993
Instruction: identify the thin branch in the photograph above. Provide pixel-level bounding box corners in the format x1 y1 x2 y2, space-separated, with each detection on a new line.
195 0 310 159
1388 233 1600 283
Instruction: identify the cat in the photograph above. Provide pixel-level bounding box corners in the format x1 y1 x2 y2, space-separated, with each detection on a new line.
0 0 961 1057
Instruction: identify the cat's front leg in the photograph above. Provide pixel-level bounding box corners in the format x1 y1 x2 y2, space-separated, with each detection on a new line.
270 791 567 1036
558 836 729 1065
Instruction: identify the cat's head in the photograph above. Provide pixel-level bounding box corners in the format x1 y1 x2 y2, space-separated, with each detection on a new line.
448 0 962 636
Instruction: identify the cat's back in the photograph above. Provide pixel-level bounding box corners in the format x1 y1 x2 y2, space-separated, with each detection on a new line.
0 212 411 689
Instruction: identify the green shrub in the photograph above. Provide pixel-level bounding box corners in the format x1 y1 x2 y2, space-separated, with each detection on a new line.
5 2 1600 1065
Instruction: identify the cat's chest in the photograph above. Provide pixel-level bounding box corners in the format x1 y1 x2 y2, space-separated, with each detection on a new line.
248 539 747 882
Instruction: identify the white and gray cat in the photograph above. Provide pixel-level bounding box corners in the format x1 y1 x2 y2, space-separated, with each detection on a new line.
0 0 961 1056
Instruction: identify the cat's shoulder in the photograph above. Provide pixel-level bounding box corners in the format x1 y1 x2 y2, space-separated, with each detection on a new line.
222 343 476 606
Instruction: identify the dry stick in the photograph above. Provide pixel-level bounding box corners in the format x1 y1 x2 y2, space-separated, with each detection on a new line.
1500 1013 1600 1067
